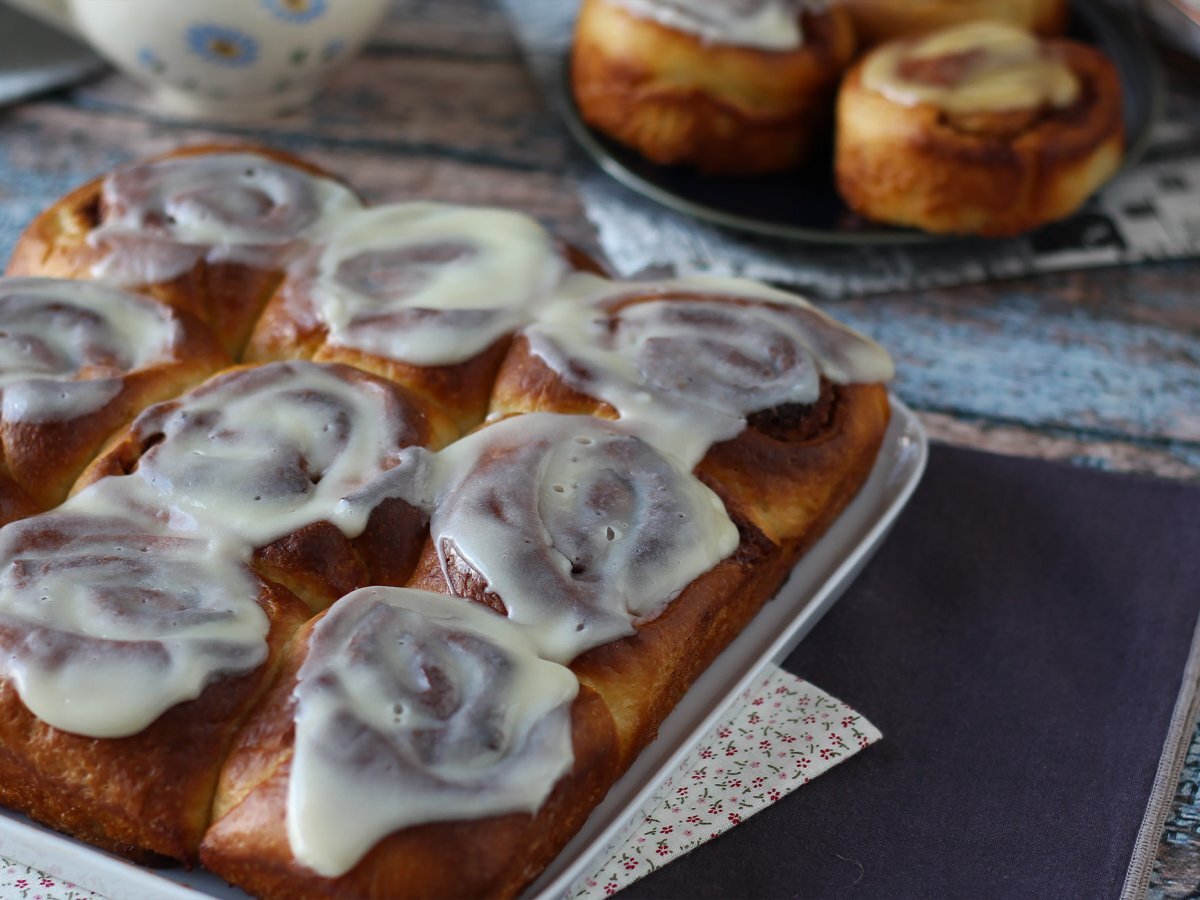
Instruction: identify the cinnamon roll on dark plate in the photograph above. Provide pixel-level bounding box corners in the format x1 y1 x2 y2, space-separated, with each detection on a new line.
561 1 1156 244
571 0 857 175
835 20 1125 236
6 145 361 355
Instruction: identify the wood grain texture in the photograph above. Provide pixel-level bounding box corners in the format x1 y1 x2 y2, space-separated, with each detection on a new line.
0 0 1196 893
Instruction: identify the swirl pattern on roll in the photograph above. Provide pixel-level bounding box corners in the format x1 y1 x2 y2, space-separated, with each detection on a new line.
425 413 739 663
89 152 361 286
287 203 569 366
0 480 269 738
0 277 183 423
287 586 578 877
861 21 1079 115
522 274 894 467
120 360 429 545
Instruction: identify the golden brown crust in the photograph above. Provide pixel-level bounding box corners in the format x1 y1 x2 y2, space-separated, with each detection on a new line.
6 144 357 357
0 580 309 863
200 614 621 900
841 0 1070 48
834 37 1125 236
570 0 857 174
0 302 228 513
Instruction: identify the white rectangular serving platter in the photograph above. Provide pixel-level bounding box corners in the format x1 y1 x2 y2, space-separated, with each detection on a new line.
0 396 927 900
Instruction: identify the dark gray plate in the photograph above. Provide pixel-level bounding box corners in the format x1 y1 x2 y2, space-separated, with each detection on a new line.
560 0 1165 246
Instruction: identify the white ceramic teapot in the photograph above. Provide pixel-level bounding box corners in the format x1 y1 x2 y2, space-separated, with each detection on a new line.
2 0 392 119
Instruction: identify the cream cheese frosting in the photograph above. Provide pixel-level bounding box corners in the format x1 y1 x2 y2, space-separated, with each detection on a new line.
89 152 362 286
287 587 578 877
862 20 1080 114
0 278 182 423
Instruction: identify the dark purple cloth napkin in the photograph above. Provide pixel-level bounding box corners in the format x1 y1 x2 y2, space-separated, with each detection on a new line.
621 444 1200 899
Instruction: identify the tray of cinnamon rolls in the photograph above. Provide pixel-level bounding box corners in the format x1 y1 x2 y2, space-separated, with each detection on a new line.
566 0 1161 242
0 144 925 899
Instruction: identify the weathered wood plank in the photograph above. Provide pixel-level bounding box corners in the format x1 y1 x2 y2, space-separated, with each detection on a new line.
66 53 565 172
919 412 1200 482
825 263 1200 449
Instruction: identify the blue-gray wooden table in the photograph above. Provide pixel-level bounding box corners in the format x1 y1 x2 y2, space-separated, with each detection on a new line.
0 0 1197 895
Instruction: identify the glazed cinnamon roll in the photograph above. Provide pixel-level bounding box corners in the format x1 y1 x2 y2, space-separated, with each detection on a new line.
835 21 1125 236
0 277 227 517
77 361 455 610
247 203 584 434
571 0 857 174
405 411 767 764
839 0 1069 48
201 587 619 899
0 489 309 860
7 145 361 354
489 274 893 553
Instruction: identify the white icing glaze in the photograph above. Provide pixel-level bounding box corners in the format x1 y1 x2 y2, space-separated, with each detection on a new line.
297 203 568 367
287 586 578 877
89 152 362 286
0 478 269 738
0 278 181 423
606 0 828 50
521 274 894 468
425 413 739 664
123 361 426 546
861 21 1080 114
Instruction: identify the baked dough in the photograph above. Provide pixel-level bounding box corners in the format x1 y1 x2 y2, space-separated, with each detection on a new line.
571 0 857 174
835 21 1125 235
0 148 896 898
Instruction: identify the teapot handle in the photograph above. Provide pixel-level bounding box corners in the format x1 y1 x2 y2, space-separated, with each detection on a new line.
1 0 79 37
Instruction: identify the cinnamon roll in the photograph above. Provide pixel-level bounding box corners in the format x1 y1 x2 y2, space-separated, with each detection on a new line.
835 21 1125 235
201 587 619 899
7 145 361 355
839 0 1069 48
76 361 454 610
247 202 586 434
489 274 893 554
0 487 309 860
571 0 857 174
0 277 227 517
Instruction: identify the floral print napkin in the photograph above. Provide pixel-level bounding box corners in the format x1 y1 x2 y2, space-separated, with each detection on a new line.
0 666 879 900
567 665 882 899
0 864 97 900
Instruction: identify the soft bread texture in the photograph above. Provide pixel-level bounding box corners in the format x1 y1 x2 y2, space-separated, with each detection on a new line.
0 147 894 898
199 613 621 900
834 32 1124 236
571 0 857 174
840 0 1069 47
6 145 359 357
0 577 309 862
